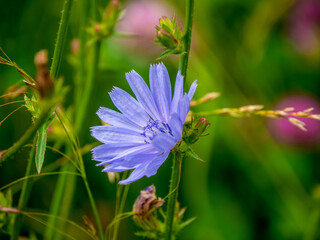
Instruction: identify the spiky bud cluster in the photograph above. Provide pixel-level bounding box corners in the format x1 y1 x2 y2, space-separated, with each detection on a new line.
154 16 185 59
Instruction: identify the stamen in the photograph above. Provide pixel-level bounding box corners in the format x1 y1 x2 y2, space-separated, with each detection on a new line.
141 119 173 143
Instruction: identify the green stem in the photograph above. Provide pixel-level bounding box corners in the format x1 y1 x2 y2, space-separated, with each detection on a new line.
179 0 194 79
112 173 130 240
0 106 53 164
75 40 101 136
10 137 37 240
50 0 74 79
82 174 105 240
75 0 88 107
164 152 183 240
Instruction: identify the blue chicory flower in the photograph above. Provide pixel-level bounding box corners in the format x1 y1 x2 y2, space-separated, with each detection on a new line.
91 63 197 184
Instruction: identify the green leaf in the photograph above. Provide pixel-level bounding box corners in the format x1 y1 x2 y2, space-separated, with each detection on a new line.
179 216 196 230
156 49 175 61
35 114 55 174
186 147 205 162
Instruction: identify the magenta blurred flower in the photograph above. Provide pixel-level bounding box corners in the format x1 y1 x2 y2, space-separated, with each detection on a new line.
268 94 320 146
289 0 320 54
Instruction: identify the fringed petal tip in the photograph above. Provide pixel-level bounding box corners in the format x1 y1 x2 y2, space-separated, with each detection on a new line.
188 80 197 101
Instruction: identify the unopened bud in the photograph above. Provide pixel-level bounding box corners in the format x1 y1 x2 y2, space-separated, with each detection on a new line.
154 16 185 57
156 29 178 49
184 117 211 144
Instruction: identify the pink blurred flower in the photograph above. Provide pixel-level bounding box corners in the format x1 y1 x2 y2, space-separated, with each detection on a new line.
289 0 320 55
268 94 320 146
117 0 175 56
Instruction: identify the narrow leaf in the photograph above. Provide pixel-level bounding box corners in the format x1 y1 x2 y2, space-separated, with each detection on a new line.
186 147 205 162
35 114 54 174
179 216 196 230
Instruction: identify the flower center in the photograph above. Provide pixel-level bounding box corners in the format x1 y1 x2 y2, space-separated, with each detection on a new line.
141 119 173 143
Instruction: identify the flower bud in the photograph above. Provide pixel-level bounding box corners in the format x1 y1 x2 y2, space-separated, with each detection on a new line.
184 117 211 144
156 29 178 49
154 16 185 58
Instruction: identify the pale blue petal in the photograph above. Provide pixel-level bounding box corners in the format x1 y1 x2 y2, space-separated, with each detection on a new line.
96 107 142 131
125 70 161 120
171 71 184 114
104 165 134 172
145 151 170 177
122 153 156 168
157 63 171 108
119 167 147 184
188 80 197 101
91 126 145 144
178 94 190 123
103 153 156 172
109 87 150 126
168 113 183 142
96 144 155 166
149 64 170 121
152 132 176 153
92 144 132 160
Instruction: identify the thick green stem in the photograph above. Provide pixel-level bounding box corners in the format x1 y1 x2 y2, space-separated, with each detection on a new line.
179 0 194 79
163 1 195 239
47 0 103 238
164 152 183 240
50 0 73 79
42 1 74 239
10 137 37 240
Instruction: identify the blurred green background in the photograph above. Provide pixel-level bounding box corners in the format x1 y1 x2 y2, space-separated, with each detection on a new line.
1 0 320 239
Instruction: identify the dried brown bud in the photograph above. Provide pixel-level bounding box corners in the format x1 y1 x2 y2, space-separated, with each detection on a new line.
33 49 54 98
133 185 164 220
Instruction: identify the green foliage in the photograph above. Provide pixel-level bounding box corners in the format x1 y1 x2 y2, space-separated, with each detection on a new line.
35 114 55 174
